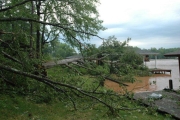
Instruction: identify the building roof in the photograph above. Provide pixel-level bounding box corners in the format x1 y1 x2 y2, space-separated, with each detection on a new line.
136 50 159 55
164 50 180 57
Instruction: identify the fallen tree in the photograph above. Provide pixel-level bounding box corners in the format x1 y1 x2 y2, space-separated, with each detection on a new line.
0 1 146 117
0 64 136 114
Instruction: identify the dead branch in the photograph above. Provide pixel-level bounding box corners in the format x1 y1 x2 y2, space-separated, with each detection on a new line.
0 31 14 35
0 39 22 59
0 74 16 86
2 51 22 64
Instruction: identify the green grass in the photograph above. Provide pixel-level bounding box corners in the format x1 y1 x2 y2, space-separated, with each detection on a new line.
0 66 176 120
0 94 76 120
0 93 175 120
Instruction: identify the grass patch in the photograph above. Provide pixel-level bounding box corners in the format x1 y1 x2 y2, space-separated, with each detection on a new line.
0 66 176 120
0 93 175 120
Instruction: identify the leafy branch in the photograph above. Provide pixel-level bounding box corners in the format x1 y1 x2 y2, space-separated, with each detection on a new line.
0 17 104 40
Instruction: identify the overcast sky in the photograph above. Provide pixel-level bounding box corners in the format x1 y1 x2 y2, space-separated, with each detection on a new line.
91 0 180 49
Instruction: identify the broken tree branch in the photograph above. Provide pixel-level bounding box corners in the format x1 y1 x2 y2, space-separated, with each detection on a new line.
42 58 83 68
0 64 117 114
2 51 22 64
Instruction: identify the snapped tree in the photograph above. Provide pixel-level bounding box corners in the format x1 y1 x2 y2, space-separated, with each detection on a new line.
0 0 143 115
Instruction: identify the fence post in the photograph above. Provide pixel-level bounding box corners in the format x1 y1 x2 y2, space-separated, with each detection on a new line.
169 79 173 90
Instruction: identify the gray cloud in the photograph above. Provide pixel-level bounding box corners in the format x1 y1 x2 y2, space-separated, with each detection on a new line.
96 17 180 48
91 0 180 49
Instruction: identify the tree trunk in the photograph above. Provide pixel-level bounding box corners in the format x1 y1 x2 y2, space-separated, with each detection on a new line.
36 1 41 58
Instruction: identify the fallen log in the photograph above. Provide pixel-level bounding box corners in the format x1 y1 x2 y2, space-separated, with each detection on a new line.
42 54 108 69
42 58 82 69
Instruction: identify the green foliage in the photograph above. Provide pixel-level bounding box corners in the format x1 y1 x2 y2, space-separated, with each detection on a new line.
134 65 150 76
89 64 110 76
99 36 130 56
95 65 110 75
81 43 99 57
121 74 136 83
1 1 177 119
0 93 174 120
116 50 150 76
108 49 147 77
0 0 104 99
129 46 180 59
120 50 143 68
43 40 76 59
150 47 180 59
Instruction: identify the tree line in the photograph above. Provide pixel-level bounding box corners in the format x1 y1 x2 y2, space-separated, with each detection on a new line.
45 38 180 60
149 47 180 59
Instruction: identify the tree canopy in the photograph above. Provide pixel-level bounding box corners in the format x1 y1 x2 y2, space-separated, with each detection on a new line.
0 0 105 57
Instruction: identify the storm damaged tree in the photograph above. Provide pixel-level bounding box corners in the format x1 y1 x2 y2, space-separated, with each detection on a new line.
0 0 141 116
98 36 131 73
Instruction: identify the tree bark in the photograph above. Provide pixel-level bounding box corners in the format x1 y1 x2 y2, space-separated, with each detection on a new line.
36 1 41 58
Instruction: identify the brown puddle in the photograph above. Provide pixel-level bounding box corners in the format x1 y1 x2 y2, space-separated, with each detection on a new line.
104 74 172 93
104 59 180 93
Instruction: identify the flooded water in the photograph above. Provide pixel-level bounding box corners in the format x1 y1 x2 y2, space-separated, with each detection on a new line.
104 59 180 93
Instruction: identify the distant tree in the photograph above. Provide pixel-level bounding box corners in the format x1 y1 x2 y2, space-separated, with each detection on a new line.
150 47 180 59
100 36 127 52
120 50 143 68
43 40 76 58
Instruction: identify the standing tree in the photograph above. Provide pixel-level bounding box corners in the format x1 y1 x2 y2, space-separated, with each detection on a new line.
0 0 105 58
0 0 105 87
